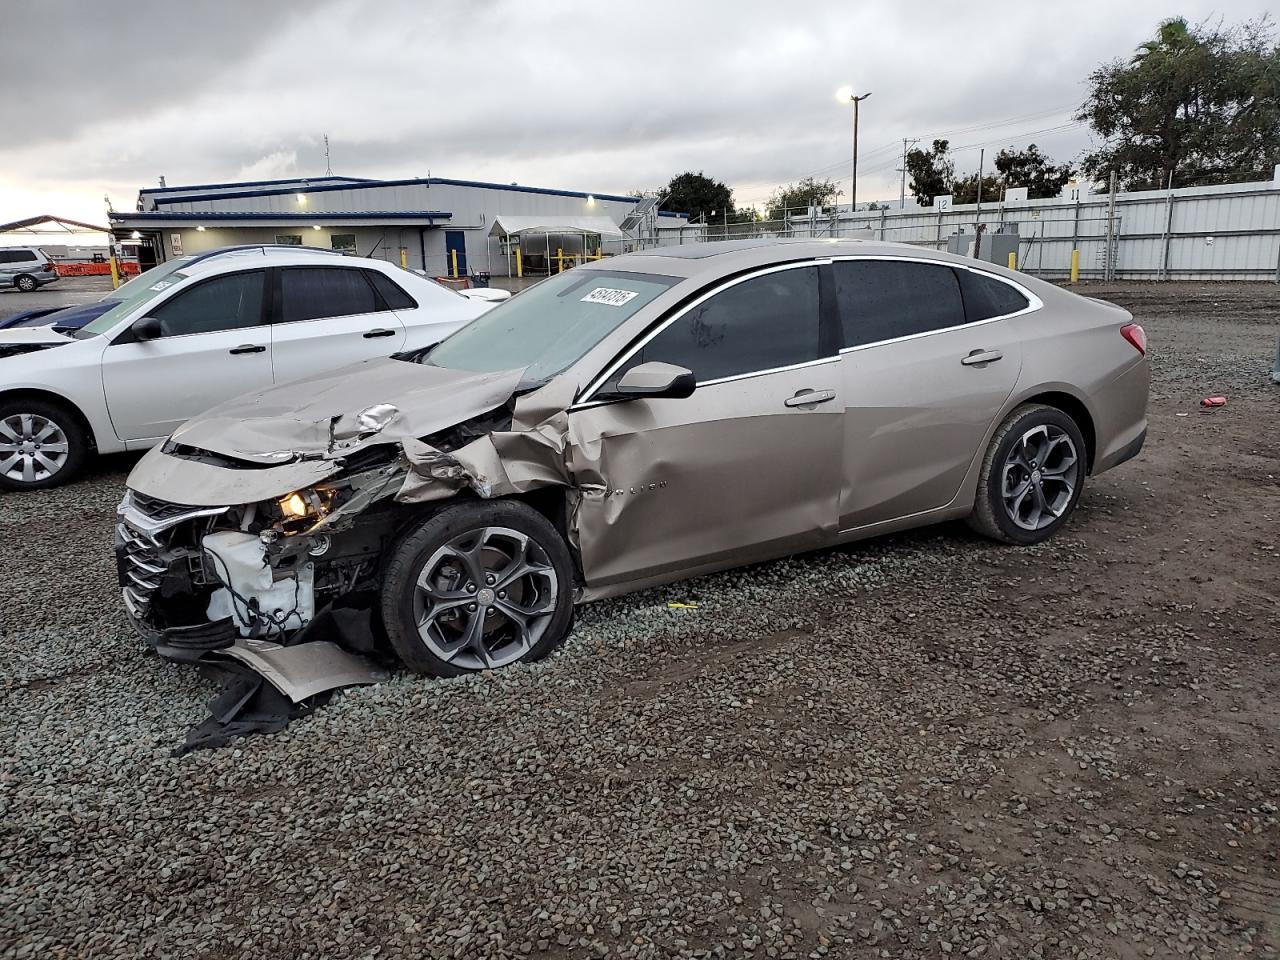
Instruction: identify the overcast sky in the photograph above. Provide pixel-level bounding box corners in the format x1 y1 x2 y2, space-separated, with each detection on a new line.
1 0 1272 234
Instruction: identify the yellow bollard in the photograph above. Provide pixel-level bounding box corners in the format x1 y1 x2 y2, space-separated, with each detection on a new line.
399 247 408 269
1070 249 1080 284
108 255 121 290
450 249 458 279
515 247 522 278
596 246 602 260
1007 252 1017 271
557 247 563 273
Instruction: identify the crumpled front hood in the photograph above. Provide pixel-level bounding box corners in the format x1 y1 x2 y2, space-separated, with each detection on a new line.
170 357 526 462
0 326 75 355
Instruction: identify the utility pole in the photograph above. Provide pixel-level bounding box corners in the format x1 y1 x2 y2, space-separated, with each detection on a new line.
838 89 872 213
898 138 919 209
323 134 333 176
976 148 985 208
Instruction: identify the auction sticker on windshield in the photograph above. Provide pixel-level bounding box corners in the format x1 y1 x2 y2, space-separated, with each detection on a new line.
581 287 639 307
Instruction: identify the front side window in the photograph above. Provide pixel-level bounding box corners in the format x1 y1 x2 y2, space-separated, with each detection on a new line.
623 266 821 384
147 270 266 337
279 267 380 323
82 270 194 338
834 260 966 348
426 269 681 383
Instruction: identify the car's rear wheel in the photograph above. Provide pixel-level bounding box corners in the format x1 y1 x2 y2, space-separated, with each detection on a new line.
381 500 575 676
968 403 1086 545
14 275 38 293
0 398 88 491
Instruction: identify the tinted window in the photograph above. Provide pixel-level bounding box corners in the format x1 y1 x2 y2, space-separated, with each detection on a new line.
622 266 822 384
366 270 418 310
149 271 265 337
959 270 1030 321
0 250 38 263
834 260 966 348
279 268 380 323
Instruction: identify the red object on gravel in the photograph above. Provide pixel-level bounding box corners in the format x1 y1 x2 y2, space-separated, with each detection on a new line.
1200 396 1228 407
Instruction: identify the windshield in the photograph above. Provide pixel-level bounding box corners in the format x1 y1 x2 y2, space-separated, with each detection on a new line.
425 270 680 382
101 258 193 303
76 271 191 338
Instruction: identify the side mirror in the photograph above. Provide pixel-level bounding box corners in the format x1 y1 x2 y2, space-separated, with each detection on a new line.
132 316 163 341
612 361 696 400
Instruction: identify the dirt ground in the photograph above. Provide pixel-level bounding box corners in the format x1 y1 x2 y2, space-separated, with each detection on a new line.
2 280 1278 959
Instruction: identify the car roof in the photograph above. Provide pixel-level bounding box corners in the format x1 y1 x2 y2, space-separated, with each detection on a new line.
583 237 991 279
176 246 389 277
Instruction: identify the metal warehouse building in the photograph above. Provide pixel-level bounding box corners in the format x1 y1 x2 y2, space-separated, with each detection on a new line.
108 175 687 279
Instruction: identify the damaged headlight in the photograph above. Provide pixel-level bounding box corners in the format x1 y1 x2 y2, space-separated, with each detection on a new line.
273 487 335 532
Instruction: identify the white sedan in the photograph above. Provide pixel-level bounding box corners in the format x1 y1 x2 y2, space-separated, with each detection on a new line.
0 246 494 491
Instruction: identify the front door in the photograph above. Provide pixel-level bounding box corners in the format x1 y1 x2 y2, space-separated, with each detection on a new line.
444 231 467 277
832 257 1025 531
101 269 273 442
569 263 842 590
269 266 407 384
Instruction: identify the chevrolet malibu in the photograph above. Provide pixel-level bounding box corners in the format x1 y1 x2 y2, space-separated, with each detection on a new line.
117 238 1149 675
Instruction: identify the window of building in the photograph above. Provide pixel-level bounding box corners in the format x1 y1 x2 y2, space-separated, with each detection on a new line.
274 235 303 246
330 234 357 255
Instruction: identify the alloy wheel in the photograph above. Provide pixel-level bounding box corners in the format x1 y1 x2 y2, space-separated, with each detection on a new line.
0 414 71 484
1001 424 1080 531
413 525 559 670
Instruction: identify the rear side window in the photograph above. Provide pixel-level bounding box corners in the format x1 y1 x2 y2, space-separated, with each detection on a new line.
0 250 39 263
149 270 265 337
279 267 381 323
365 270 418 310
834 260 966 348
632 265 821 383
959 270 1030 321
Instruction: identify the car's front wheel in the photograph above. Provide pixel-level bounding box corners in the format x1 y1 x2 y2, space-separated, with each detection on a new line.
381 500 575 675
968 403 1087 545
0 398 88 491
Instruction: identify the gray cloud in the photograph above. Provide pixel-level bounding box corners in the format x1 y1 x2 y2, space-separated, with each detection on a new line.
2 0 1274 223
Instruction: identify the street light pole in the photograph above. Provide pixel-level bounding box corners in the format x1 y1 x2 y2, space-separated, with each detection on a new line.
838 89 872 214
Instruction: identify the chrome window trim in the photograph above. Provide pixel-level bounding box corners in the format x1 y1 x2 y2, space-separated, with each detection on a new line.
577 259 831 405
829 254 1042 355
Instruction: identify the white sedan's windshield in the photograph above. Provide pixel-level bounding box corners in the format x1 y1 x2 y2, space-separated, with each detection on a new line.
425 270 680 382
78 272 190 337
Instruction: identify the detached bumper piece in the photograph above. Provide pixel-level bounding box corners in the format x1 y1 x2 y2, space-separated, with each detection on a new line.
175 639 389 756
156 618 239 662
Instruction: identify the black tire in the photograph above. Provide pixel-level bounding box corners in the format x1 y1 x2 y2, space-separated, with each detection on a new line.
967 403 1087 545
14 274 38 293
0 397 89 491
381 499 576 676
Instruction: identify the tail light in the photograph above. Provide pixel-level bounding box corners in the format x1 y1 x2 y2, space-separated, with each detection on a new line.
1120 322 1147 356
42 261 56 272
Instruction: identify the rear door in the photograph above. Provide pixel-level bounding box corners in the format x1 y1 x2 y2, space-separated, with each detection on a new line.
101 269 272 441
834 257 1028 531
269 266 407 384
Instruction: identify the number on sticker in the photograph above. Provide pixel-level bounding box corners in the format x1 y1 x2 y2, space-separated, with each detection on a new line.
581 287 639 307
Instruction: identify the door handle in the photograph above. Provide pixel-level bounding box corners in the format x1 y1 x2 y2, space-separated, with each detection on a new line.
961 349 1004 366
784 388 836 408
363 328 397 339
229 344 266 355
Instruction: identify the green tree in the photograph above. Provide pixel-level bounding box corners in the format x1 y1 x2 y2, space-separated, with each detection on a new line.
765 177 842 220
904 139 955 205
949 172 1003 206
1077 16 1280 189
994 144 1073 198
660 172 735 224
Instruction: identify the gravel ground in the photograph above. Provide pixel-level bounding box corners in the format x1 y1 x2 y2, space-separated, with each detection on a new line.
2 281 1278 959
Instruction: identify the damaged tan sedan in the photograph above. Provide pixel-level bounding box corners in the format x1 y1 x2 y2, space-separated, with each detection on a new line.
118 239 1149 676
